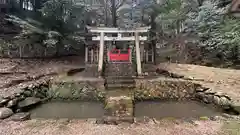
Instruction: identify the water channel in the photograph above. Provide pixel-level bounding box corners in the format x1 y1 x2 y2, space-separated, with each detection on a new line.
29 100 221 119
29 101 105 119
134 101 221 119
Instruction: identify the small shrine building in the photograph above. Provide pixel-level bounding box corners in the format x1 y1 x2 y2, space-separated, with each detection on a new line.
85 26 155 77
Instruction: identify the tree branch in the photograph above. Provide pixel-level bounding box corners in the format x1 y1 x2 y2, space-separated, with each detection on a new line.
116 0 126 9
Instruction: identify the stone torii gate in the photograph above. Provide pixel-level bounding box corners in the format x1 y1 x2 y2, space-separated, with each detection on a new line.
86 26 150 76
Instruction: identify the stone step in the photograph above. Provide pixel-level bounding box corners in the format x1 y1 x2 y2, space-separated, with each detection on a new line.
105 72 136 76
104 63 136 77
105 84 135 89
102 116 134 124
105 76 136 79
105 74 136 77
106 90 133 97
105 79 135 84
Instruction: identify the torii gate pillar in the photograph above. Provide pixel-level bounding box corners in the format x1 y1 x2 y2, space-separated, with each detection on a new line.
98 32 104 74
135 32 142 75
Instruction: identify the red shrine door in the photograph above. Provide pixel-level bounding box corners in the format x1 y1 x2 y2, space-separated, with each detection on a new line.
108 49 131 62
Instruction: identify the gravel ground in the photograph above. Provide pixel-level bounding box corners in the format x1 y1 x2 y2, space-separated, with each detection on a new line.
0 119 224 135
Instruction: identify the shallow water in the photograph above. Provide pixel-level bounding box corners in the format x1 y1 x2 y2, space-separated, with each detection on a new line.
29 100 222 119
135 101 221 119
29 101 105 119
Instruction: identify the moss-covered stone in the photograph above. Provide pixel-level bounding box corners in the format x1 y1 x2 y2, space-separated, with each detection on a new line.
105 96 133 117
104 93 134 124
199 116 209 120
48 76 105 101
234 106 240 113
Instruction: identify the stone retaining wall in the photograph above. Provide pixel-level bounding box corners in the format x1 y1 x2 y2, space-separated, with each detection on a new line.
48 76 106 101
134 78 239 114
195 87 236 111
0 81 49 120
134 78 198 101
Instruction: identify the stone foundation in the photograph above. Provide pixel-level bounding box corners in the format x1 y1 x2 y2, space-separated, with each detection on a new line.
80 64 100 77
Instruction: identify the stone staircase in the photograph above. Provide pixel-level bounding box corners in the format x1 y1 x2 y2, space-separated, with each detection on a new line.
105 76 135 90
104 63 136 77
102 63 136 124
104 63 136 90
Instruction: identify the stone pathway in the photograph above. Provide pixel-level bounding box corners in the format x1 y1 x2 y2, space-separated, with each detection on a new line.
103 90 134 124
105 77 135 90
103 77 135 124
103 63 136 124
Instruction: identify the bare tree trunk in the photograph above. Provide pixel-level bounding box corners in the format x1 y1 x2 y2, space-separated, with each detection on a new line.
111 0 117 27
20 0 23 10
19 45 22 58
197 0 204 6
104 0 108 26
150 13 157 65
111 0 117 47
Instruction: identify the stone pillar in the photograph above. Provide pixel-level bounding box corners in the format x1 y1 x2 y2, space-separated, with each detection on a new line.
151 47 154 63
91 49 94 63
140 43 144 62
129 49 132 63
98 32 104 75
85 46 88 63
135 32 142 75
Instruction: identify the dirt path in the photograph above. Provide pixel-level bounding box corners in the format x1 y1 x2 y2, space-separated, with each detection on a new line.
0 119 223 135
